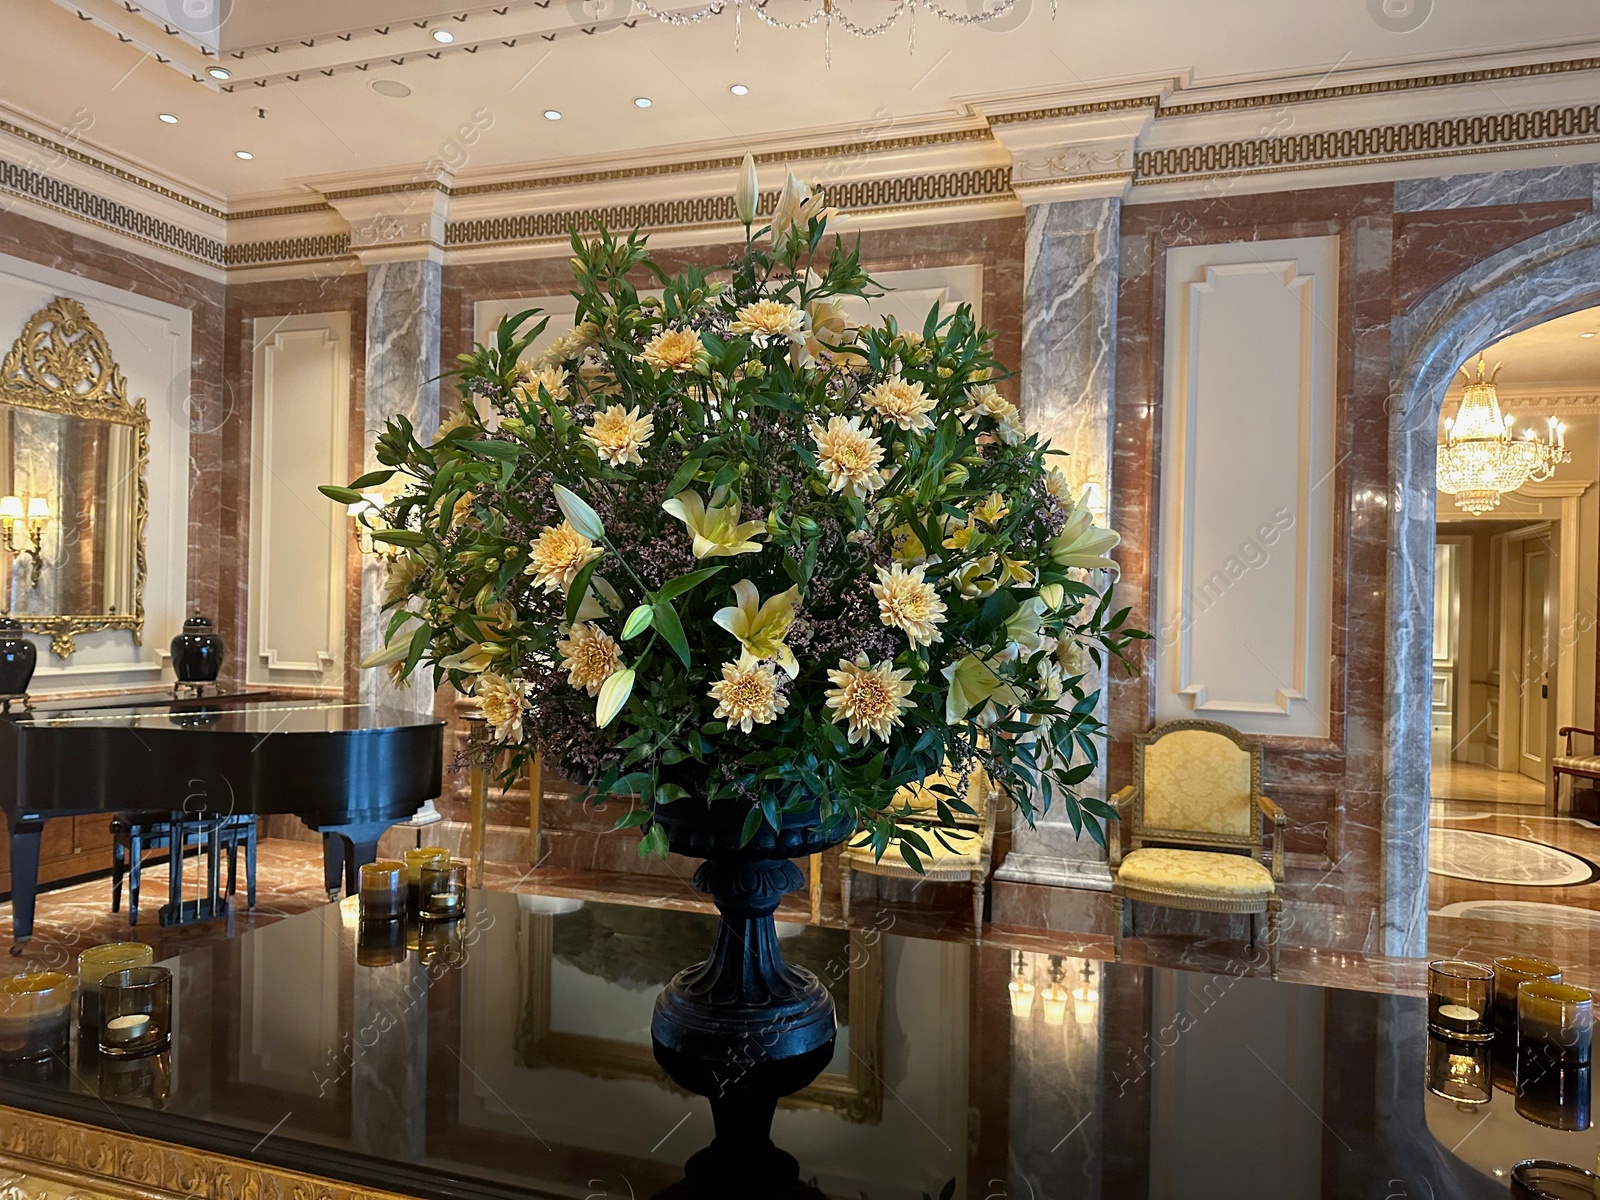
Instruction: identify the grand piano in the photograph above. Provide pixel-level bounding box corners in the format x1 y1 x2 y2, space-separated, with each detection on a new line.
0 692 443 947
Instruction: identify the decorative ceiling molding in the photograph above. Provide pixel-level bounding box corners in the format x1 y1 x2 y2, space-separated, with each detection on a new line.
1493 391 1600 416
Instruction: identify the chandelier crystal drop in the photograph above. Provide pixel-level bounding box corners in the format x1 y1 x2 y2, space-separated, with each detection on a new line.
1436 355 1568 515
618 0 1041 54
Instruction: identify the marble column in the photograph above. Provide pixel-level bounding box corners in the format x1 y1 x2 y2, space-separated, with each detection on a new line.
998 196 1121 891
360 258 441 716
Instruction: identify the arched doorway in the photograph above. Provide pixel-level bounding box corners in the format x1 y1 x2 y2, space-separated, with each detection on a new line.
1385 214 1600 956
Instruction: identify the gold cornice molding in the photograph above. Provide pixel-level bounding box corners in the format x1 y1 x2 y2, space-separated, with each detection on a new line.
0 1104 416 1200
989 96 1165 125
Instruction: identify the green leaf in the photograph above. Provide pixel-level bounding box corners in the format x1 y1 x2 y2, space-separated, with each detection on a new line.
639 822 669 859
565 557 604 625
739 805 764 847
349 470 396 490
372 529 426 547
656 564 725 602
553 483 606 540
621 604 654 640
318 485 363 505
653 600 691 667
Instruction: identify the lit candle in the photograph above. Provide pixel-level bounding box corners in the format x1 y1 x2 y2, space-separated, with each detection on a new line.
103 1013 151 1045
420 861 467 921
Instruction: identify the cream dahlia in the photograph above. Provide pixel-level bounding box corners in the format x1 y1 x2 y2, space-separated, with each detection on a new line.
825 654 914 743
525 521 604 593
708 653 789 733
731 300 808 346
557 621 624 696
475 672 530 743
812 416 886 497
516 363 571 407
534 321 599 368
865 376 935 433
583 404 655 467
870 563 947 647
639 327 706 374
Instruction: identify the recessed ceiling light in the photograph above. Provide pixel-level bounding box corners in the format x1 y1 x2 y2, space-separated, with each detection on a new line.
157 113 178 124
543 109 562 120
1583 332 1596 339
207 66 230 80
371 79 411 98
633 96 652 108
431 28 454 43
234 150 254 160
729 83 749 95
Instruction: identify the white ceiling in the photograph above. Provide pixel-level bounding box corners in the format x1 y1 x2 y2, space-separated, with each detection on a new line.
7 0 1600 203
1466 306 1600 392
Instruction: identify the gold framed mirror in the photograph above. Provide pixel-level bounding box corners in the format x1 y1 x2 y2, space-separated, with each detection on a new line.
0 297 149 656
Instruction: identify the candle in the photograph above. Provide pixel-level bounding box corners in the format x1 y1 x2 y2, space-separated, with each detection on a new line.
1425 1033 1492 1105
77 942 153 1031
1519 980 1593 1069
358 860 406 924
0 972 72 1063
404 848 450 914
1494 956 1562 1044
97 965 171 1058
1512 1159 1600 1199
1428 960 1494 1042
420 861 467 922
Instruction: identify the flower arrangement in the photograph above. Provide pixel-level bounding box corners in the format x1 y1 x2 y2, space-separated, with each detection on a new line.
328 157 1141 867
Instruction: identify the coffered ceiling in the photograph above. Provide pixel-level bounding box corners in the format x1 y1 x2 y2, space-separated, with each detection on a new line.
9 0 1600 206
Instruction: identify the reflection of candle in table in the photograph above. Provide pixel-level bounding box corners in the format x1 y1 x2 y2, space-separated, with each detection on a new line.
1426 1033 1492 1105
1515 1059 1593 1132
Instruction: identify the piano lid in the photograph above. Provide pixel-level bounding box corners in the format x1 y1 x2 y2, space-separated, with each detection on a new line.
16 700 444 735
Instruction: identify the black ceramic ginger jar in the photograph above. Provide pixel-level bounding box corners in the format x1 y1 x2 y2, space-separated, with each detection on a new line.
170 613 224 683
0 618 36 696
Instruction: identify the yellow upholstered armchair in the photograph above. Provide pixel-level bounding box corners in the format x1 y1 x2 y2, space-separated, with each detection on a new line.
1109 719 1286 977
840 765 997 939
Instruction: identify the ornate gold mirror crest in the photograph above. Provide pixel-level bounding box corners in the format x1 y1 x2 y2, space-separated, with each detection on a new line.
0 297 149 656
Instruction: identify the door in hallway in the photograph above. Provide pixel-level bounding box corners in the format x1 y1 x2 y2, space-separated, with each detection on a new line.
1519 538 1553 785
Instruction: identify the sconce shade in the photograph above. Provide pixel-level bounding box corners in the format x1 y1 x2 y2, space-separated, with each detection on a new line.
26 498 48 522
0 497 21 521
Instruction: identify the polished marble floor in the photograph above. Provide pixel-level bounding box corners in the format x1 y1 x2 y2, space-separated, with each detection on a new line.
1431 758 1547 806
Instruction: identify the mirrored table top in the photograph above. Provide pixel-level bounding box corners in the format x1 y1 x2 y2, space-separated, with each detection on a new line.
0 889 1589 1198
14 699 441 733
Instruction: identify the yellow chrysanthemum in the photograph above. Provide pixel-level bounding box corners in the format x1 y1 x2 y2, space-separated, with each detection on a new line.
475 672 530 743
524 521 604 593
533 321 599 368
639 327 706 373
382 553 425 607
515 363 571 407
812 416 886 498
731 300 808 346
583 404 655 468
870 563 946 647
708 653 790 733
825 654 914 744
866 376 935 433
965 383 1024 445
557 621 624 696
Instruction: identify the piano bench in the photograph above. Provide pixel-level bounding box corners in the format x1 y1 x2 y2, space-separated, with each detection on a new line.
110 813 257 925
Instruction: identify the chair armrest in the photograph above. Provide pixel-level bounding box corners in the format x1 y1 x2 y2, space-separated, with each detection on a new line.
1559 726 1600 754
1108 785 1136 869
1258 795 1286 882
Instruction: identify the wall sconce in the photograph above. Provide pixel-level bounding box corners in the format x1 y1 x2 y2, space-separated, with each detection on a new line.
1071 960 1100 1026
347 492 400 561
0 495 49 588
1079 482 1107 522
1007 951 1036 1020
1040 955 1070 1026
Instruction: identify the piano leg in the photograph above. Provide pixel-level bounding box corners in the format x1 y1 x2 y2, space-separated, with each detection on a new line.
7 820 42 952
344 837 379 896
323 834 346 901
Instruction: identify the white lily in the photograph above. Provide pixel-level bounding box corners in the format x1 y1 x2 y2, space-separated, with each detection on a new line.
734 151 759 226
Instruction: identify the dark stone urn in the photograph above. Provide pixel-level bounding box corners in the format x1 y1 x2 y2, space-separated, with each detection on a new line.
170 612 224 683
0 618 36 696
650 793 852 1191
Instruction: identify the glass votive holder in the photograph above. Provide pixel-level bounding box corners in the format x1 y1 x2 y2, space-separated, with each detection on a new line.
0 972 73 1063
420 861 467 922
77 942 153 1031
98 966 171 1058
1519 980 1594 1069
1495 956 1563 1043
404 847 450 914
417 917 464 969
1512 1159 1600 1199
1426 1033 1493 1105
1428 960 1494 1042
356 919 407 968
97 1052 171 1110
359 860 406 923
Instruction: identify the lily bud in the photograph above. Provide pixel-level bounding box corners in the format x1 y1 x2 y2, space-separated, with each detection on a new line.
734 151 759 226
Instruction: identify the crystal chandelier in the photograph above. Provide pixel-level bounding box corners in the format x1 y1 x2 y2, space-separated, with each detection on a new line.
1436 356 1568 515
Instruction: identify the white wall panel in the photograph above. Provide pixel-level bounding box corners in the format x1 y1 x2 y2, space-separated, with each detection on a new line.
0 253 191 690
247 313 350 688
1156 236 1338 738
